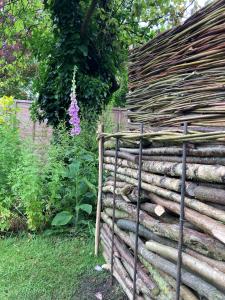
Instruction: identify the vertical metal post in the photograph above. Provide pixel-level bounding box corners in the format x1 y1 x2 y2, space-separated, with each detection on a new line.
133 123 144 300
95 123 104 256
176 121 188 300
111 124 120 285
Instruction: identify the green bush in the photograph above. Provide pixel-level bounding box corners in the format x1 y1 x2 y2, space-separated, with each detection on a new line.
0 120 98 232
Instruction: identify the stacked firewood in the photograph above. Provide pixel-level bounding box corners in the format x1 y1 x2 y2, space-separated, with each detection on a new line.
97 1 225 298
127 0 225 127
99 142 225 300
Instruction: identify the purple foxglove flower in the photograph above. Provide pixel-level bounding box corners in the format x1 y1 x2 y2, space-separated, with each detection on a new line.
68 66 81 136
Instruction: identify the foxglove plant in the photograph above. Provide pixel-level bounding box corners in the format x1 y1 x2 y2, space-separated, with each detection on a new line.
68 66 81 136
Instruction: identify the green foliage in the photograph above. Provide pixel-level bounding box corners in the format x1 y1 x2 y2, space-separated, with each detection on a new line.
51 211 73 226
0 0 54 98
0 118 98 232
38 0 188 126
0 235 105 299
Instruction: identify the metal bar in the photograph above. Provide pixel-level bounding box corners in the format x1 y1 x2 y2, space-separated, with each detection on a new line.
176 121 188 300
95 123 104 256
133 123 144 300
111 123 120 285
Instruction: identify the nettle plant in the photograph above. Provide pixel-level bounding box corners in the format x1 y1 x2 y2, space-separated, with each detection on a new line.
0 96 20 231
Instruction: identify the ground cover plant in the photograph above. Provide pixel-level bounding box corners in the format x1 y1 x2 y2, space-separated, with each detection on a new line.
0 234 126 300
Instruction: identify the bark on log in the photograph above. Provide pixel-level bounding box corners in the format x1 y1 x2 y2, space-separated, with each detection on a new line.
103 222 196 300
104 156 225 183
104 160 225 206
105 170 225 226
119 145 225 158
147 192 225 244
101 236 146 298
140 257 198 300
105 150 137 163
130 234 225 300
117 219 225 274
104 208 130 219
186 249 225 274
101 226 158 297
141 203 165 217
102 250 143 300
101 216 225 300
145 241 225 292
141 154 225 166
103 196 225 259
117 219 178 248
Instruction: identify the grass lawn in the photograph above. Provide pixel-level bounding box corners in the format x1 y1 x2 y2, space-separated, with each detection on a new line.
0 234 126 300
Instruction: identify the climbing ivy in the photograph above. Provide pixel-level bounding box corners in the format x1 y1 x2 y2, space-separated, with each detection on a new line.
38 0 189 126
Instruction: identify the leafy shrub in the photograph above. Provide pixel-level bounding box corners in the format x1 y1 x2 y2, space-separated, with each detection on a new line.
0 115 98 232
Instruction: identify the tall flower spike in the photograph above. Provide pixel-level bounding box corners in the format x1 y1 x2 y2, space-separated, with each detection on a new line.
68 66 81 136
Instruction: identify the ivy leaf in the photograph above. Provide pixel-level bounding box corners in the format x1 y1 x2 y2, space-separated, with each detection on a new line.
78 45 88 57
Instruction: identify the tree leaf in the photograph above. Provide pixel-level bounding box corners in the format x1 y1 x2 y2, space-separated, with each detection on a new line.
79 204 92 215
51 211 73 226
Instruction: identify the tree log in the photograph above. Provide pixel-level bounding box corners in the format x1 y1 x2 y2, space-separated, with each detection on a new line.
119 145 225 158
101 216 225 300
140 154 225 166
117 219 225 274
104 156 225 183
130 234 225 300
101 236 144 298
104 157 225 205
101 226 158 297
140 257 198 300
103 196 225 259
104 208 130 219
146 241 225 292
146 192 225 244
105 170 225 226
103 223 197 300
102 250 143 300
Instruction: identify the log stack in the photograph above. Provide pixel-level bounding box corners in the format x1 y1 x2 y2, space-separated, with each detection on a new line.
97 0 225 299
100 141 225 300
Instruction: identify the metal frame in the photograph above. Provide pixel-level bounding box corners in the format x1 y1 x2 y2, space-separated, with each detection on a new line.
106 121 188 298
111 124 120 285
176 121 188 300
133 123 144 299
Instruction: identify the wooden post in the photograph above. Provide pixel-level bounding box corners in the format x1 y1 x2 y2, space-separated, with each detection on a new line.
95 123 104 256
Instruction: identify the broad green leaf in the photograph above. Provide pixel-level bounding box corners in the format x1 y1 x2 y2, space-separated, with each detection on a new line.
79 204 92 215
51 211 73 226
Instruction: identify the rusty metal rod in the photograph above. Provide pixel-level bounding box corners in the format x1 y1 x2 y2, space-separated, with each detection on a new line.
176 121 188 300
111 124 120 285
133 123 144 299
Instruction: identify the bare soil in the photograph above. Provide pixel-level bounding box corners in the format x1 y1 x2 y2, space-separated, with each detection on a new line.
74 271 128 300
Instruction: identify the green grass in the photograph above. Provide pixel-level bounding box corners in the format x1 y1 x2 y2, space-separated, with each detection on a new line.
0 234 104 300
